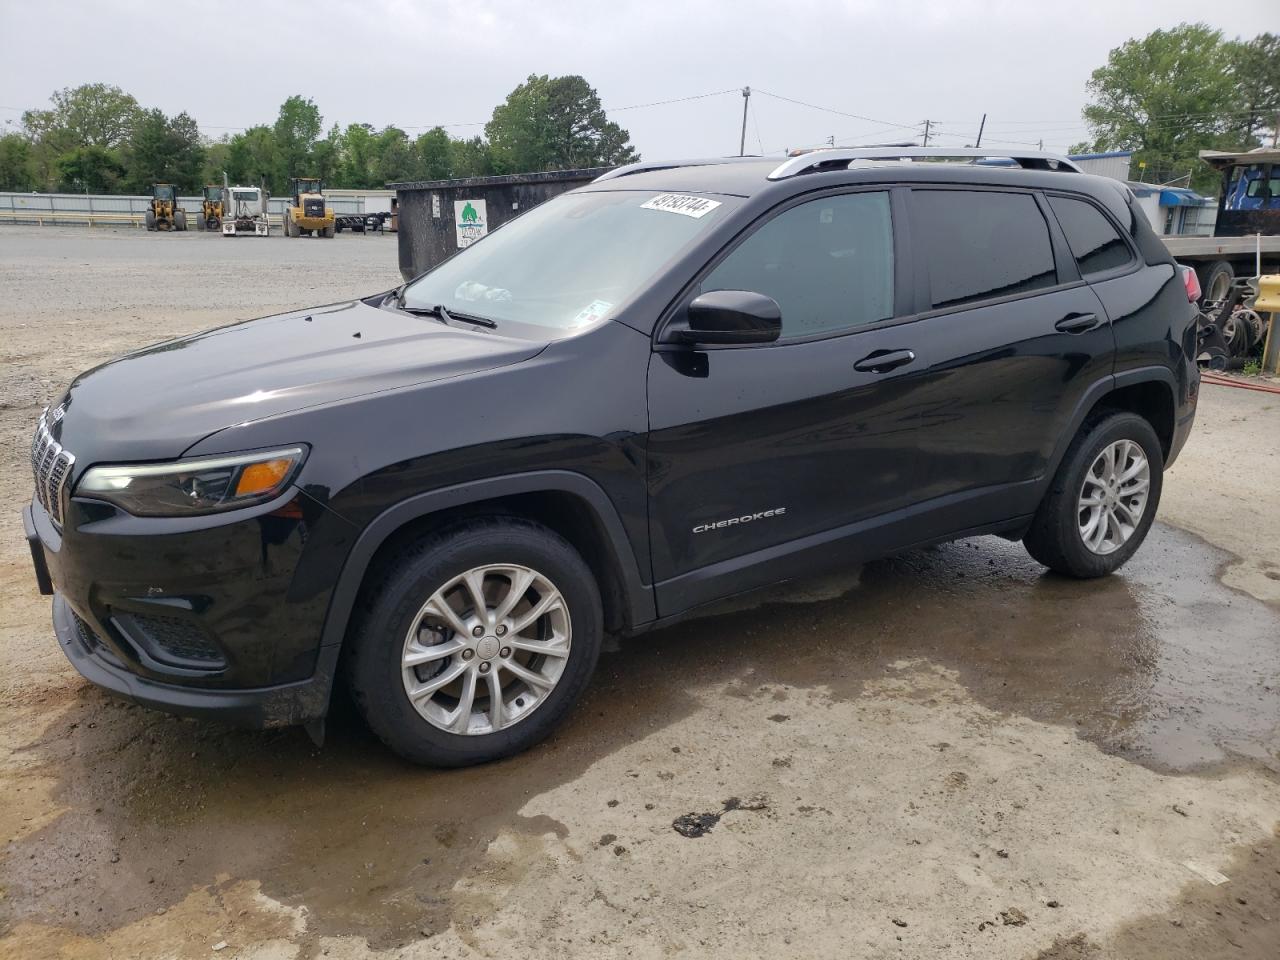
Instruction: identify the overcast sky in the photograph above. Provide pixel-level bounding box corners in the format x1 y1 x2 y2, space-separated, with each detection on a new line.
2 1 1275 159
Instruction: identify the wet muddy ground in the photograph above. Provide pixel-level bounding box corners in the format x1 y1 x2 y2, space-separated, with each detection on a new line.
1 227 1278 958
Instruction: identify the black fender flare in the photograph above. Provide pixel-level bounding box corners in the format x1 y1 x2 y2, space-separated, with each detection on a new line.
316 470 656 658
1041 366 1177 492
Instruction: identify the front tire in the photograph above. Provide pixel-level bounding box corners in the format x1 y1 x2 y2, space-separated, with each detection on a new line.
346 519 603 766
1023 412 1163 578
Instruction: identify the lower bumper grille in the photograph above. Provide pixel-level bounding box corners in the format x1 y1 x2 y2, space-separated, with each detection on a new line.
117 612 226 670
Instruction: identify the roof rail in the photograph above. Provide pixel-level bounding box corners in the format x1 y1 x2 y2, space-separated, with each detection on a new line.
767 147 1083 181
593 156 764 182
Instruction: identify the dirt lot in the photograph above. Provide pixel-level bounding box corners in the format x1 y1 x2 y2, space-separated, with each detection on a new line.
1 225 1278 960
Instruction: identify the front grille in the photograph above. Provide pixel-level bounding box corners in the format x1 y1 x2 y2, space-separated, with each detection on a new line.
119 612 226 668
303 198 324 218
31 409 75 525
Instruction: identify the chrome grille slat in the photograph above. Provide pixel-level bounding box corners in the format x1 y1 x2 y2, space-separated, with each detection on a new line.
30 410 75 525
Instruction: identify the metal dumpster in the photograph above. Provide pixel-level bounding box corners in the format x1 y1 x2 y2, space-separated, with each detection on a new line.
388 168 611 281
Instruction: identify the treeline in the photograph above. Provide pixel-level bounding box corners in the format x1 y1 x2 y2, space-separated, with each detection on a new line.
0 75 639 195
1073 26 1278 193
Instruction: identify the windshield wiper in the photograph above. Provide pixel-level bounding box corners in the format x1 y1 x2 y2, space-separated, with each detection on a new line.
400 302 497 329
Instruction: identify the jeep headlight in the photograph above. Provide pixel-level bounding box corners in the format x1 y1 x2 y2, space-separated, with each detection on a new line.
77 446 306 517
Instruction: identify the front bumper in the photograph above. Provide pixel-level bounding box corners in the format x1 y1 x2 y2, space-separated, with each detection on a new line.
52 593 334 727
24 491 351 728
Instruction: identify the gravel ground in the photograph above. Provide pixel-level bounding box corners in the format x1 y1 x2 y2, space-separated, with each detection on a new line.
0 225 1277 959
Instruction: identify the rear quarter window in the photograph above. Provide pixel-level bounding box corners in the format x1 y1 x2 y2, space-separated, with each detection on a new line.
1048 195 1133 276
912 190 1056 310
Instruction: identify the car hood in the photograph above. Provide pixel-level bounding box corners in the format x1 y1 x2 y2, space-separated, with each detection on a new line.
50 298 547 465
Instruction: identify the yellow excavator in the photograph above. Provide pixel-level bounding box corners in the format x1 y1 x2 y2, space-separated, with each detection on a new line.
145 183 187 231
198 185 225 231
282 177 334 238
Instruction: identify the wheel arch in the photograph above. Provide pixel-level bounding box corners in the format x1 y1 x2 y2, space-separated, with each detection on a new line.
318 471 656 657
1046 369 1177 488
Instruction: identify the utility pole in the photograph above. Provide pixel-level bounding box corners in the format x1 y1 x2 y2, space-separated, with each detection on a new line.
975 113 986 149
922 119 931 147
1273 110 1279 148
739 87 751 157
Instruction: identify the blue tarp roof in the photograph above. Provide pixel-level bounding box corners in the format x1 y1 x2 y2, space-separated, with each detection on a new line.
1158 187 1207 207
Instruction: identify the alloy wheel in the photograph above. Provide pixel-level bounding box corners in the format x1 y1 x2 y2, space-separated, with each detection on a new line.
1077 439 1150 555
400 564 571 735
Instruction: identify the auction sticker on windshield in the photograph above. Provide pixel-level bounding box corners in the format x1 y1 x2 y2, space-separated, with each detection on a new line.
640 194 722 218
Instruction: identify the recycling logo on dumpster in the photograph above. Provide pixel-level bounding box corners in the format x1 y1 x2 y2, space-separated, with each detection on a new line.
454 199 488 248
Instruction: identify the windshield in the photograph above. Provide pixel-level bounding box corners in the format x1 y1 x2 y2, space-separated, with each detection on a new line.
400 190 735 332
153 185 175 200
204 186 222 199
295 179 321 194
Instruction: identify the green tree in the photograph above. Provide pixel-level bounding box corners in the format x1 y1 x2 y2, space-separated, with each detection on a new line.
414 127 453 180
22 83 141 188
124 109 206 192
335 122 377 187
485 74 638 174
273 95 322 186
202 138 231 186
1229 33 1280 147
449 135 495 178
1075 24 1244 192
55 145 126 193
372 126 414 185
224 125 277 190
0 133 36 191
22 83 141 150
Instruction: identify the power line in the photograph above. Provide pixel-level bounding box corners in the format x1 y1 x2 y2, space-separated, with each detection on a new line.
610 88 741 112
752 89 922 133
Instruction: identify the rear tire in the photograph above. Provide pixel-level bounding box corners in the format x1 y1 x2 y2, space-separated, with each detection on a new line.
1197 260 1233 303
174 210 187 232
1023 412 1163 578
145 211 156 231
345 518 603 767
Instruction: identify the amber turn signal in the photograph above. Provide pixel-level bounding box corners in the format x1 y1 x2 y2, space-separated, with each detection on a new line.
235 458 294 497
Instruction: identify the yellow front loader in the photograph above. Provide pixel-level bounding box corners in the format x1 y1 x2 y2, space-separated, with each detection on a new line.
145 183 187 231
198 185 224 231
282 177 334 238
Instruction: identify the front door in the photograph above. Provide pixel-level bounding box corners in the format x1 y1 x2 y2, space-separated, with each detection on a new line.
646 189 929 612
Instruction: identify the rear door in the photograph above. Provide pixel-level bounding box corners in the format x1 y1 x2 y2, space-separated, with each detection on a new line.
903 187 1115 516
646 188 926 610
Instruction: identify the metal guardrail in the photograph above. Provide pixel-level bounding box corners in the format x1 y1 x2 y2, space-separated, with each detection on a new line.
0 190 370 227
0 209 289 228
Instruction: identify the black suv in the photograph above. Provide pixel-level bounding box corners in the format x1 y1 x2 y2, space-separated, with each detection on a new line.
25 149 1200 766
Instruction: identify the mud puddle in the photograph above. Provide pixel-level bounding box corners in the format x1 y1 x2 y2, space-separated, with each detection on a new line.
1 522 1277 951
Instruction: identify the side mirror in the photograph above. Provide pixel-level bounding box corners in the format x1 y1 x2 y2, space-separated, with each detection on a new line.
667 290 782 346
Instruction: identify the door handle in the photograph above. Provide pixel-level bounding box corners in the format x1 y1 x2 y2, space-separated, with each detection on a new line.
853 348 916 373
1055 312 1101 334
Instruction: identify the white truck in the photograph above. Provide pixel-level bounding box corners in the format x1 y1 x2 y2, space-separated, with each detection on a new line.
221 186 271 237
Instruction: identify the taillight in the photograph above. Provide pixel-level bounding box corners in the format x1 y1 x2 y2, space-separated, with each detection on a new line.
1179 264 1201 303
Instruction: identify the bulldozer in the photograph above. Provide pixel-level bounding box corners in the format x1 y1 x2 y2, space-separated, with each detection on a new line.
145 183 187 231
197 185 225 231
282 177 334 237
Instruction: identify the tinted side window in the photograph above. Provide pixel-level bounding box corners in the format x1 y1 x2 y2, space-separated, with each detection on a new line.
913 190 1056 309
702 191 893 338
1048 195 1133 276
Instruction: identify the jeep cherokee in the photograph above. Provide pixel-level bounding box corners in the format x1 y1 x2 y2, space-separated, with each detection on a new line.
24 148 1200 766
